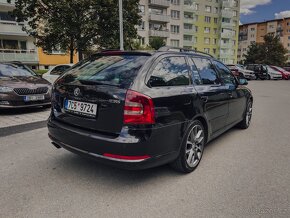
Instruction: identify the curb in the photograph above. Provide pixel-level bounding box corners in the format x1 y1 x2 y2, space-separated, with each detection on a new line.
0 120 47 137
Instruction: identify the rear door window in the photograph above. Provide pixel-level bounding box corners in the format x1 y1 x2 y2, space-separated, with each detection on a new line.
60 55 149 88
191 58 219 85
148 56 190 87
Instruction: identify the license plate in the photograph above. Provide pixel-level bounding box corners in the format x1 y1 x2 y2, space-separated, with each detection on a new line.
24 95 45 102
64 99 97 117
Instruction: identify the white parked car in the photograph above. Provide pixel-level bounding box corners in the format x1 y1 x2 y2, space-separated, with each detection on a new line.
42 64 73 84
265 65 283 80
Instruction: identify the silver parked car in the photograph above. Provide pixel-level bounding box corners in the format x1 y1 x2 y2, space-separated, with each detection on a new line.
227 64 256 80
265 65 283 80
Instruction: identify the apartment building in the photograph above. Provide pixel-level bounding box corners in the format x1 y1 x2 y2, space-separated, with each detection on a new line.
238 17 290 63
0 0 39 69
0 0 76 70
138 0 240 64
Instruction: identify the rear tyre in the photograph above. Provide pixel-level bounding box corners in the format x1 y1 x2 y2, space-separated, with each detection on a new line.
170 120 206 173
238 100 253 129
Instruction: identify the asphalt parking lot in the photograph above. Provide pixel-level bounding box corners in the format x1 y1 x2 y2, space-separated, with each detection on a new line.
1 80 290 218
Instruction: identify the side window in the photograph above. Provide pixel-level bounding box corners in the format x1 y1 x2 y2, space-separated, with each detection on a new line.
188 58 202 85
213 61 237 86
50 66 70 75
149 56 190 87
191 58 219 85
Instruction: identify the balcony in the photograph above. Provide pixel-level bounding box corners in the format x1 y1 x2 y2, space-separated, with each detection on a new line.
149 14 170 23
221 31 235 39
183 40 194 47
149 29 170 38
220 42 234 49
184 17 195 24
221 22 234 29
0 49 38 64
183 5 196 12
183 29 195 35
0 21 28 36
222 10 233 18
149 0 170 8
222 0 234 8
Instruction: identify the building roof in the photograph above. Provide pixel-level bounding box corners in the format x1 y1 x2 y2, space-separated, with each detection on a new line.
239 17 290 27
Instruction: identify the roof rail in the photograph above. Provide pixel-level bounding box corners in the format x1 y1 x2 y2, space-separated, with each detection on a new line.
158 46 214 58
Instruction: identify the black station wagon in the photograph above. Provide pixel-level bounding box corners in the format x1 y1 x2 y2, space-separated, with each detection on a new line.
48 47 253 173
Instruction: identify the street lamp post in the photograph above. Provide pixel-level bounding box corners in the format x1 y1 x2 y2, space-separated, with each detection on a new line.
119 0 124 50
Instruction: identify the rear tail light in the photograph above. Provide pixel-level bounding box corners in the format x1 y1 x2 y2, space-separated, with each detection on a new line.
124 90 155 124
103 153 150 161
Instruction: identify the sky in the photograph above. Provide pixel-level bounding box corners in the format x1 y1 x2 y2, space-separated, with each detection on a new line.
240 0 290 24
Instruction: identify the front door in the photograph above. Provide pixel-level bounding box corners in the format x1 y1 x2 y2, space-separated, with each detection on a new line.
189 57 229 135
213 61 247 126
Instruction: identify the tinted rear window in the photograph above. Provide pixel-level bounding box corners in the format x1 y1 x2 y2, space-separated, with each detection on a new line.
60 55 149 88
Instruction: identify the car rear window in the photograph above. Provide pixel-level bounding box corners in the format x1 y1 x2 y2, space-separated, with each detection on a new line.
60 55 149 88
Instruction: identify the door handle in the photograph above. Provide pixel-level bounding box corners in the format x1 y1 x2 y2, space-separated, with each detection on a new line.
228 93 233 98
201 96 208 103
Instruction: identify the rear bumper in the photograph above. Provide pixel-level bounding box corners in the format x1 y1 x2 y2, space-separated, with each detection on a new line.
47 117 181 170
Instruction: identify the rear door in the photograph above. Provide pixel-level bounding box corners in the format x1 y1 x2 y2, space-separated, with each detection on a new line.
213 61 246 125
190 57 229 134
52 54 149 135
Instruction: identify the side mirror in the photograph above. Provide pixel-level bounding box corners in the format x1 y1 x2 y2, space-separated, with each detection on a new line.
239 78 248 85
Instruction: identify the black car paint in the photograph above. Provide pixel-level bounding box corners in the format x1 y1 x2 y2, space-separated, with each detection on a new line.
48 51 252 170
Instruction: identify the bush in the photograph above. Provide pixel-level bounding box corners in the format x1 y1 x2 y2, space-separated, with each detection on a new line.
34 70 48 75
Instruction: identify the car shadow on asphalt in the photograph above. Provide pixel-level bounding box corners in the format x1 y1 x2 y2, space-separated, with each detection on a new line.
0 106 50 115
46 127 241 188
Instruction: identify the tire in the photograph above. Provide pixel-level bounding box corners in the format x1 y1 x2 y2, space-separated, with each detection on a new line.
238 100 253 129
170 120 206 173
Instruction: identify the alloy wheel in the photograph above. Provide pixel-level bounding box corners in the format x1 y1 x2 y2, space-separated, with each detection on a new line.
246 102 253 126
185 125 205 168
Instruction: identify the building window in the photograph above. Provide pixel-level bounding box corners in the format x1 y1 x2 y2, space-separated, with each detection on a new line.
171 10 180 19
213 38 217 45
205 6 211 13
195 3 199 11
205 16 211 23
184 35 193 41
250 28 255 31
214 18 218 24
204 37 210 44
204 48 210 54
213 48 217 54
214 28 218 34
138 5 145 14
233 11 237 17
171 40 180 47
233 0 238 7
171 25 180 34
204 27 210 33
213 7 218 14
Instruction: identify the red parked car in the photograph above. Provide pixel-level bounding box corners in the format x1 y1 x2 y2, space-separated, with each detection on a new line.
271 66 290 80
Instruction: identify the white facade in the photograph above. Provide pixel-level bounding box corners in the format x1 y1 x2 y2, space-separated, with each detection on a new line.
0 0 38 67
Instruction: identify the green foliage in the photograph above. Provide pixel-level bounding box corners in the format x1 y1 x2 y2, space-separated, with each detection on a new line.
34 70 48 75
149 37 166 50
244 34 288 66
10 0 141 61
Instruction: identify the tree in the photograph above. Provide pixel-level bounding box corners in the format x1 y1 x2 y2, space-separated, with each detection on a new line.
244 34 288 66
9 0 141 62
262 34 288 66
149 37 166 50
